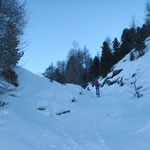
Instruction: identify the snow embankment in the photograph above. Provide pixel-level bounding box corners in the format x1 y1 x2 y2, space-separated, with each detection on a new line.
0 39 150 149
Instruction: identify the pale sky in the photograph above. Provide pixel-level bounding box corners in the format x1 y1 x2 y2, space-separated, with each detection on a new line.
20 0 146 74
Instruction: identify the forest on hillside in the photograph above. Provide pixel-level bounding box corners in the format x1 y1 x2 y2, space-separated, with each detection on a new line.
43 1 150 88
0 0 150 90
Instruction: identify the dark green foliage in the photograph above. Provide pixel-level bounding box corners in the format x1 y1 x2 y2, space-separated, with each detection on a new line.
113 38 120 52
120 28 136 58
65 44 88 86
89 56 100 81
145 1 150 26
44 44 92 88
43 63 55 82
0 0 26 69
100 41 113 77
0 0 27 86
135 27 146 56
54 68 62 83
65 55 79 84
142 1 150 38
80 70 89 88
141 24 150 39
112 37 121 64
1 69 18 87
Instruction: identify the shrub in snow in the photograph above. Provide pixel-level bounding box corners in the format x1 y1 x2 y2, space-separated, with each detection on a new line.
1 69 18 87
126 73 143 98
0 0 27 88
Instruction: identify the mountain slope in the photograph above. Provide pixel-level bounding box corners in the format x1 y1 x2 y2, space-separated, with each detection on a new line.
0 41 150 150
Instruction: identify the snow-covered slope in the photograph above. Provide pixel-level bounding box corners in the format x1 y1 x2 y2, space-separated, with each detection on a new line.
100 38 150 98
0 41 150 150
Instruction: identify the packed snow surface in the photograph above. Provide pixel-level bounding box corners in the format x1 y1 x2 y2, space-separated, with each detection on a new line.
0 42 150 150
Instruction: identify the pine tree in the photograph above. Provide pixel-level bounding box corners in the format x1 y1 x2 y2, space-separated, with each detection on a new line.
112 37 121 63
65 55 77 84
56 61 66 84
43 63 55 82
80 46 91 87
120 28 136 58
143 1 150 37
100 41 113 77
135 27 146 56
54 68 62 83
89 56 100 82
145 1 150 25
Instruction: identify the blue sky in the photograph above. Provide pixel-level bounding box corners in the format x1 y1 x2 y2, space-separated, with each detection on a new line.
20 0 146 74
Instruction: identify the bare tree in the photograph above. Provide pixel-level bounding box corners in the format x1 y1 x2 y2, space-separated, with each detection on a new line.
126 73 144 98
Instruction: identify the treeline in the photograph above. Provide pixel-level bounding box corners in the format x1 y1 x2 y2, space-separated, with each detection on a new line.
43 43 92 88
43 1 150 88
0 0 26 86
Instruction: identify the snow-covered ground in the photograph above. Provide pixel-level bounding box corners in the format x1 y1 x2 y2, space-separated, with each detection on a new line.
0 42 150 150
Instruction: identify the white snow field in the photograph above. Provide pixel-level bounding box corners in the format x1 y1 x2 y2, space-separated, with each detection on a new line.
0 41 150 150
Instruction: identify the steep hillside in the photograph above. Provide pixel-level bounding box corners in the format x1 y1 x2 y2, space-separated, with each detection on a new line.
100 38 150 99
0 40 150 150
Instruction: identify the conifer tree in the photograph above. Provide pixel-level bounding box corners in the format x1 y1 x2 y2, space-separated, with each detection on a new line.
112 37 121 63
100 41 113 77
143 1 150 37
145 1 150 25
0 0 26 70
135 27 146 56
120 28 136 58
43 63 55 82
65 55 77 84
0 0 27 86
89 56 100 82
